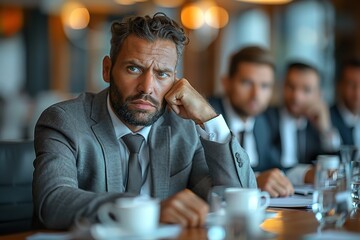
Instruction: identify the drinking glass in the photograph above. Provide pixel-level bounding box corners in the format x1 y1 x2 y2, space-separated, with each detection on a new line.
207 186 271 239
351 156 360 208
207 186 228 240
312 155 352 229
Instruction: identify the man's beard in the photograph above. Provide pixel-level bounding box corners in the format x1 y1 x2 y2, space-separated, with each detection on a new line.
231 100 253 119
109 76 166 127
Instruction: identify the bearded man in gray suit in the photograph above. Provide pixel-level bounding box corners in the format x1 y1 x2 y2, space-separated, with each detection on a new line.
32 13 256 230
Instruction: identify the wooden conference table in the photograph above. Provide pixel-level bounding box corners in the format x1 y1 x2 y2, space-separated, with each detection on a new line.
1 208 360 240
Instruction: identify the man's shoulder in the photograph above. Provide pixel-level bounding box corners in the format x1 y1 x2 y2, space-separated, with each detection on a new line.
329 104 345 127
207 96 225 115
38 90 106 123
263 106 280 123
329 104 340 117
44 90 107 115
50 92 96 109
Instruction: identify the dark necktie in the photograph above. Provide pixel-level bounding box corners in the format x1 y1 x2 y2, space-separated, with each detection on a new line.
122 134 144 194
349 126 355 145
239 130 245 148
297 128 306 164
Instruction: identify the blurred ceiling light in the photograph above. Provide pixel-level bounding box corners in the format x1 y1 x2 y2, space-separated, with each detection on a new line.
0 7 24 37
154 0 185 8
61 2 90 30
205 6 228 29
68 8 90 29
181 4 205 29
114 0 136 5
236 0 293 4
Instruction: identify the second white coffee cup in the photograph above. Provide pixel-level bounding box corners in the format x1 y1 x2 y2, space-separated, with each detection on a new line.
97 197 160 234
225 188 270 214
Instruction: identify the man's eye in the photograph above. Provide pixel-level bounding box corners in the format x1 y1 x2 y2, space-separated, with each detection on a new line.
241 79 252 86
157 72 170 79
127 66 141 73
261 83 271 90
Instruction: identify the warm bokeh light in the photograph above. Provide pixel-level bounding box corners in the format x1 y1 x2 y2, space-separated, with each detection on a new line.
61 2 90 30
114 0 136 5
236 0 293 4
0 7 24 37
181 4 205 29
154 0 185 8
68 8 90 29
205 6 229 29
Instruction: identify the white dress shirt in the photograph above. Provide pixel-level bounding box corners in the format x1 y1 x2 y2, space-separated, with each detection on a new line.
107 95 231 195
280 108 340 185
338 103 360 149
222 98 258 167
280 109 311 185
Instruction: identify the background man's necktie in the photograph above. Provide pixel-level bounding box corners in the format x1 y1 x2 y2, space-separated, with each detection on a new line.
239 130 245 148
297 128 306 164
122 134 144 194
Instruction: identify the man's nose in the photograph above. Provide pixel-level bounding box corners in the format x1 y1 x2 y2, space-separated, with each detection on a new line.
137 70 154 94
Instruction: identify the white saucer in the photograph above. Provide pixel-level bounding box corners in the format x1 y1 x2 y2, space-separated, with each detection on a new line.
89 223 182 240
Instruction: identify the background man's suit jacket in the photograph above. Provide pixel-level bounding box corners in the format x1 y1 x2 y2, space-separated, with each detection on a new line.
208 97 282 172
33 89 256 229
330 105 354 145
265 107 323 166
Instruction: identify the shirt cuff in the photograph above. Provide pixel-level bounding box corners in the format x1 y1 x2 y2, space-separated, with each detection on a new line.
286 164 312 185
196 114 231 144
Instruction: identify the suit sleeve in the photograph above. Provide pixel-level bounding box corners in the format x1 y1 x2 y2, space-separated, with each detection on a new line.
33 106 130 230
195 114 257 189
200 132 257 189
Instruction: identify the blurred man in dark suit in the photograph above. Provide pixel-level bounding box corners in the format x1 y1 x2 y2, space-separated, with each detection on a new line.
266 62 340 185
330 57 360 149
209 46 294 197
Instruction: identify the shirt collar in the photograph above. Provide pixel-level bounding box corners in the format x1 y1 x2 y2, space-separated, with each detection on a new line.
222 97 255 133
281 107 307 130
107 94 152 141
338 102 360 127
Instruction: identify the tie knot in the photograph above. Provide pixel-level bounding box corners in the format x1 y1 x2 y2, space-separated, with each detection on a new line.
122 134 144 154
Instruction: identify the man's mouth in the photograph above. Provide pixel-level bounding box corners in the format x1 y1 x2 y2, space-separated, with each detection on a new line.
130 99 156 110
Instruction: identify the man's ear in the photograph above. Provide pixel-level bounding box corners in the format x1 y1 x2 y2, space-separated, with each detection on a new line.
102 56 112 83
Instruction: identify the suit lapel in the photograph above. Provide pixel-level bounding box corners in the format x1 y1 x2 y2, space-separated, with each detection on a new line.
254 117 266 169
90 89 124 192
333 106 354 145
148 116 171 199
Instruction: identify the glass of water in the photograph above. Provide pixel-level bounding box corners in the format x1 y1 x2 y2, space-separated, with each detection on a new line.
351 157 360 208
312 155 352 229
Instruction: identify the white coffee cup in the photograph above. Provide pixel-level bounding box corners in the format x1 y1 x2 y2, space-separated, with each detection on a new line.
225 188 270 214
97 197 160 234
225 188 270 237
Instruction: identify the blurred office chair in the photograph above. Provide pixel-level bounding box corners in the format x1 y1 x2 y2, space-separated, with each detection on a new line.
0 140 35 235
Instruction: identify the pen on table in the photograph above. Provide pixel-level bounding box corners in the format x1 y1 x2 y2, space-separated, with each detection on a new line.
294 191 312 196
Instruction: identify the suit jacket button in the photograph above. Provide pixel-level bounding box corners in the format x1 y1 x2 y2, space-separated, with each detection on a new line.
235 152 243 167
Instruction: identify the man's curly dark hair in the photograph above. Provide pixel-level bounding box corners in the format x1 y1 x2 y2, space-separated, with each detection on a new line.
110 12 189 65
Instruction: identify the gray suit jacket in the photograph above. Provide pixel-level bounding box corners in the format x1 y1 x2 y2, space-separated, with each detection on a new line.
33 89 256 229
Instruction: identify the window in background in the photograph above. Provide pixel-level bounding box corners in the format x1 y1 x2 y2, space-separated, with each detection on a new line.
277 0 335 103
215 8 270 95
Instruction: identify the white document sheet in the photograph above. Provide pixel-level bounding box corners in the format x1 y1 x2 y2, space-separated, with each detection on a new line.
269 195 313 208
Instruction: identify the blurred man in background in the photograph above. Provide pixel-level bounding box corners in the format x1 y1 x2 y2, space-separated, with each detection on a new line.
330 57 360 149
209 46 294 197
266 62 340 185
